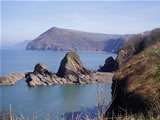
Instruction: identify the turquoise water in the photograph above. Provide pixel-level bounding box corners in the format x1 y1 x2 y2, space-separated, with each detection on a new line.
0 49 116 119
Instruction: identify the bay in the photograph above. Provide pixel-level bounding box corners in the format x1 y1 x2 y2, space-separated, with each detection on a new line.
0 49 116 119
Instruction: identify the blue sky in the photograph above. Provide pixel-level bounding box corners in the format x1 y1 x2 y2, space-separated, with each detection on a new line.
1 1 160 47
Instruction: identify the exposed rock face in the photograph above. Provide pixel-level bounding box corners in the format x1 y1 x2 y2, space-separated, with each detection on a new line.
105 37 160 117
57 52 91 77
57 52 100 84
26 27 132 53
0 73 25 85
26 52 113 87
98 57 117 72
25 63 64 87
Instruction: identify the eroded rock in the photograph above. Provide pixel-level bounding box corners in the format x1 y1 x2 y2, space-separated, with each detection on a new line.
0 73 25 85
25 52 113 87
26 63 62 87
57 52 91 77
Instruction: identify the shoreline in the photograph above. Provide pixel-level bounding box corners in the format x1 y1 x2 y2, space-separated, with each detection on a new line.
25 49 117 54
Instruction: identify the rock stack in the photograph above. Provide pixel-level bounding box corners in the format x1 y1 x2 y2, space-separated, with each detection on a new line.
25 52 113 87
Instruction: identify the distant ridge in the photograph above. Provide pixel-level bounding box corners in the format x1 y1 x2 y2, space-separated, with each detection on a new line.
26 27 133 53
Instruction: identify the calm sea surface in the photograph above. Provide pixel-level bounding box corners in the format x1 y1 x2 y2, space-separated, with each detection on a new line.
0 49 116 119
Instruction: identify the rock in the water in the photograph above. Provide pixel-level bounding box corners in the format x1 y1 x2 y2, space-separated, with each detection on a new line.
34 63 52 76
98 56 117 72
0 73 25 85
26 63 62 87
57 52 91 77
25 52 113 87
56 52 99 84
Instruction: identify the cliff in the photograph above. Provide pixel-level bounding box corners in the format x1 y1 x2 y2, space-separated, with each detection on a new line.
105 28 160 118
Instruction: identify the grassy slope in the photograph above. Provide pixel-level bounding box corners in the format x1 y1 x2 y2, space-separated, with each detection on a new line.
116 28 160 68
105 42 160 118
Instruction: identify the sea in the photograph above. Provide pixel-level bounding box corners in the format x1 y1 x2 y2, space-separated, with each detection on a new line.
0 49 116 120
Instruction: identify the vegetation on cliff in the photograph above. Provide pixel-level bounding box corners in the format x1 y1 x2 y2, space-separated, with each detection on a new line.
105 28 160 119
117 28 160 68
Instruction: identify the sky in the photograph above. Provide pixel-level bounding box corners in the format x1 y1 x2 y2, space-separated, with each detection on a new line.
1 1 160 47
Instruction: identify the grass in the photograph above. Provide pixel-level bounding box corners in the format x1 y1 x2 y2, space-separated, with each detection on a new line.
1 43 160 120
156 64 160 73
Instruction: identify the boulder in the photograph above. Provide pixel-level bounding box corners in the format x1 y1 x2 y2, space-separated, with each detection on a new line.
0 73 25 85
98 56 117 72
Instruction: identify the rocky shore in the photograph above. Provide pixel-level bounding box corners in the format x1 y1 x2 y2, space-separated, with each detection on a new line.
26 52 113 87
0 52 113 86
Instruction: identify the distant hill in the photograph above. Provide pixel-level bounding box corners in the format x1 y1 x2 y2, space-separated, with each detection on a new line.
26 27 133 53
12 40 31 49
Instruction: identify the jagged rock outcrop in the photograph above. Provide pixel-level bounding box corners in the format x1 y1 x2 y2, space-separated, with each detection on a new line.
25 63 66 87
57 52 93 84
105 33 160 118
57 52 91 77
0 73 25 85
26 52 113 87
98 56 117 72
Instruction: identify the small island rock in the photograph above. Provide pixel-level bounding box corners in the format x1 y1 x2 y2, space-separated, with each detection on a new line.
26 63 61 87
0 73 25 85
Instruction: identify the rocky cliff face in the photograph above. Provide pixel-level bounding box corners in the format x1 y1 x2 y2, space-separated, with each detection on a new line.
26 52 113 87
105 28 160 118
0 73 25 85
26 27 132 53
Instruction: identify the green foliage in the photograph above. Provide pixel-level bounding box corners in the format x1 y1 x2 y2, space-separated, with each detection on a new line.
147 51 157 58
157 64 160 73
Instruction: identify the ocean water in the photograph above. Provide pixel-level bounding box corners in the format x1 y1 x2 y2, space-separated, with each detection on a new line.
0 49 116 119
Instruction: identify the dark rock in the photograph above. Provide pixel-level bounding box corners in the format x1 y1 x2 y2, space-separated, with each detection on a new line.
98 57 117 72
0 73 25 85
